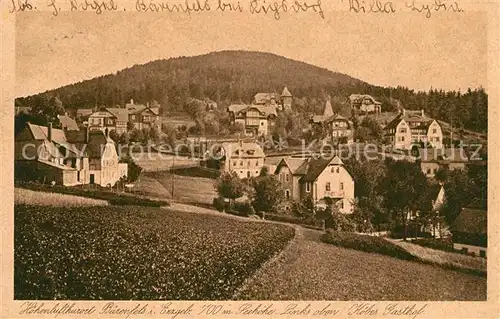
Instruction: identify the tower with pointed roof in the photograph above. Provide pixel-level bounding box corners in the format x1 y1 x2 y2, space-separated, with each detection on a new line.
280 86 293 111
323 97 334 118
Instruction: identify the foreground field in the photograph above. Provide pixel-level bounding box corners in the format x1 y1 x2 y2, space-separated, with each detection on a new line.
15 188 108 207
236 228 486 300
142 171 217 205
15 205 294 300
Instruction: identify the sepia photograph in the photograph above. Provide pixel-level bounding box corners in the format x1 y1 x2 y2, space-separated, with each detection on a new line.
5 0 495 310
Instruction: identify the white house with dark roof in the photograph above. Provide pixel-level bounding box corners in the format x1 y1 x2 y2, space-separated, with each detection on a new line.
15 122 127 186
274 155 355 214
215 141 265 179
126 99 160 131
88 107 128 134
349 94 382 113
227 104 278 136
384 109 443 150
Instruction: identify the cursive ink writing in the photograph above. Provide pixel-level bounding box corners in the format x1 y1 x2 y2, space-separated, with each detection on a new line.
47 0 59 15
249 0 324 20
70 0 118 14
9 0 34 12
136 0 211 13
347 0 396 13
217 0 243 12
406 0 463 18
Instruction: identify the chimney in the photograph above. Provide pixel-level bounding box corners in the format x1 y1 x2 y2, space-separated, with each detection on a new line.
130 99 134 105
48 122 52 142
401 109 406 116
421 109 425 117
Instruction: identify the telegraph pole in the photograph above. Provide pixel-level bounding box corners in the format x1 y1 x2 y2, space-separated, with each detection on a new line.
171 154 175 199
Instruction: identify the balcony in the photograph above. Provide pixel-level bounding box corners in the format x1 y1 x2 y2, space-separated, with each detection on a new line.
323 190 345 198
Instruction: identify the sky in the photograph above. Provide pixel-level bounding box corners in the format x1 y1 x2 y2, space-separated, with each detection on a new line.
15 6 488 97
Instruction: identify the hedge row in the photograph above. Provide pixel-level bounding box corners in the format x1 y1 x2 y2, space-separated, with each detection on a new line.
15 182 169 207
411 238 455 253
321 230 417 261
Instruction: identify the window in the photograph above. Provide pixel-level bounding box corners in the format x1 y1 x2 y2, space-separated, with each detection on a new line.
247 171 251 178
306 182 311 192
233 161 236 166
240 161 243 166
400 128 407 133
325 182 331 191
285 174 290 182
107 119 113 125
340 182 344 190
131 115 136 120
432 128 437 134
285 190 290 199
255 160 259 166
77 171 81 182
261 122 264 126
339 201 344 209
336 167 340 173
248 161 251 167
427 168 431 174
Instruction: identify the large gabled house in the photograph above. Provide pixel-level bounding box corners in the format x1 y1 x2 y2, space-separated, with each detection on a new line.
126 99 161 131
348 94 382 113
88 107 128 134
227 104 278 136
384 109 443 150
274 155 355 214
253 86 293 111
15 123 127 187
212 141 265 179
310 99 354 144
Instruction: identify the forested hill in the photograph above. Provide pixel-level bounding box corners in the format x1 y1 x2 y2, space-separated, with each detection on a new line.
15 50 488 133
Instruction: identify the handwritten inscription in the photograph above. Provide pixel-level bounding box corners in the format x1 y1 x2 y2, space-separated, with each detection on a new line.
7 0 464 17
17 301 428 318
406 0 464 18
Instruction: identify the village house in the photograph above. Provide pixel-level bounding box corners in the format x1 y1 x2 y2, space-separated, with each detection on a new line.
215 141 265 179
450 208 487 257
126 99 161 131
253 87 293 111
418 147 469 178
384 109 443 150
348 94 382 113
227 104 278 136
274 155 355 214
15 122 127 187
88 107 129 134
76 108 94 121
310 99 354 144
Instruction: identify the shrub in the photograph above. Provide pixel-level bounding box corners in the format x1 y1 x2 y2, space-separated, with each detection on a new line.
264 213 323 228
14 205 294 300
108 196 169 207
411 238 455 253
212 197 225 212
390 224 432 239
322 230 417 261
233 202 254 217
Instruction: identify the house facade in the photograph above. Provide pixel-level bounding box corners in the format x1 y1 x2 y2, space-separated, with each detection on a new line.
384 109 443 150
310 100 354 144
274 156 355 214
348 94 382 113
126 99 161 131
418 148 469 178
217 141 265 179
227 104 277 136
88 108 128 134
15 123 127 187
253 86 293 111
450 208 487 257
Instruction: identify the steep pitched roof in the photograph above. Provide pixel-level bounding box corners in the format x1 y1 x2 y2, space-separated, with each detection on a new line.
57 115 79 131
323 100 334 117
106 108 129 122
228 104 248 113
230 104 278 117
254 92 279 104
349 94 382 105
450 208 487 235
275 157 308 175
281 87 292 97
26 123 66 144
221 142 265 159
300 157 333 182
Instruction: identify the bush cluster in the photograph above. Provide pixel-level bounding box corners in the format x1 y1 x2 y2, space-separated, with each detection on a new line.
321 230 417 261
264 213 323 229
14 205 294 300
411 238 455 253
15 182 168 207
